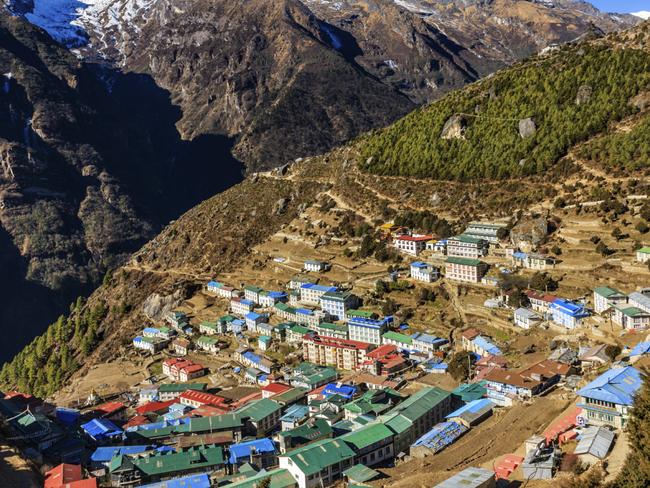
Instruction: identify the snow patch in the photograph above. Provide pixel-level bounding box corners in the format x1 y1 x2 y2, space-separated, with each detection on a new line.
633 11 650 20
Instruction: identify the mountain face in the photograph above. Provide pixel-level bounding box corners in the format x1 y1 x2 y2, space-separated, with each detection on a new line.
5 0 638 169
0 13 243 362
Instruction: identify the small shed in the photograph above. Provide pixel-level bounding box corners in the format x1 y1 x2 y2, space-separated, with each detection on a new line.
343 464 381 484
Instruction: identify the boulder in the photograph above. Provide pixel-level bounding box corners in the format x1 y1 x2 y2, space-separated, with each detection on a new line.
274 197 289 215
518 118 536 138
575 85 592 105
441 114 466 140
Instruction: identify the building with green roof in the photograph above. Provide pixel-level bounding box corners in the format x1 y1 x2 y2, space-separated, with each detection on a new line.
272 387 309 407
199 321 222 335
340 423 395 466
343 464 381 484
346 310 377 320
445 257 488 283
289 363 337 389
381 386 452 454
109 445 225 485
452 382 487 403
196 335 220 353
636 246 650 264
279 438 355 488
227 468 298 488
593 286 628 314
236 399 282 435
309 322 348 340
343 388 404 420
381 331 413 348
176 413 244 438
158 383 207 401
276 418 333 453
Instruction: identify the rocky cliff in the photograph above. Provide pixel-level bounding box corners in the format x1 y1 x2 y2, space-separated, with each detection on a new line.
0 13 243 361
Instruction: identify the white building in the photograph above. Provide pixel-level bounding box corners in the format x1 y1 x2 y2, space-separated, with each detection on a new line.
462 222 508 244
348 316 392 345
319 291 359 321
410 261 440 283
300 283 338 305
244 285 264 304
446 235 488 259
231 298 255 316
637 247 650 263
304 260 329 272
392 234 433 256
593 286 627 314
514 308 542 329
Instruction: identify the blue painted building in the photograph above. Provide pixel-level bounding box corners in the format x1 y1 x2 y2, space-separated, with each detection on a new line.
550 299 590 329
577 366 643 428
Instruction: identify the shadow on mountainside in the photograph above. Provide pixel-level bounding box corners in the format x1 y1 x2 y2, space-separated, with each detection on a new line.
0 65 244 365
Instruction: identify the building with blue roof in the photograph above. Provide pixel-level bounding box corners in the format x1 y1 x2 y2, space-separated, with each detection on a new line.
410 262 440 283
280 405 310 430
470 336 502 357
550 298 591 329
577 366 643 428
411 333 448 354
445 399 494 427
299 283 338 305
630 342 650 361
81 418 123 442
348 316 393 345
322 383 357 400
246 311 268 331
91 445 153 468
140 473 211 488
229 438 278 468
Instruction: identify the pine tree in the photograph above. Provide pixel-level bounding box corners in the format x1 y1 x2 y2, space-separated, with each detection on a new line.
611 374 650 487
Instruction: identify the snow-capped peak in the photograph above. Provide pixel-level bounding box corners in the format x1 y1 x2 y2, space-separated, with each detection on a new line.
632 11 650 20
4 0 156 60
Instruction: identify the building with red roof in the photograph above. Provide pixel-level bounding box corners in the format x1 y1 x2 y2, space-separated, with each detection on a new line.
525 290 559 314
186 405 230 418
122 415 150 430
392 234 434 256
303 334 373 371
162 358 205 381
261 383 292 399
135 400 176 416
91 401 127 421
179 390 226 409
44 464 97 488
361 344 408 377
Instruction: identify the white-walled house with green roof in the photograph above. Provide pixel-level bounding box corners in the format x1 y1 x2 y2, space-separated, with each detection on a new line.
593 286 627 314
446 235 488 259
636 246 650 264
279 438 355 488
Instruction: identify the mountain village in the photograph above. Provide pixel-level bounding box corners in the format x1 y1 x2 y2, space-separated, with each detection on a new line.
3 207 650 488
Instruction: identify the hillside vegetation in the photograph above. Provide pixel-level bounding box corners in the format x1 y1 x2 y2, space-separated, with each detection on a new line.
578 115 650 173
359 36 650 180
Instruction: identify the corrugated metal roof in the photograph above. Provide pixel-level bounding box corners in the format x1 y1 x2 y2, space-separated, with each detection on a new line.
577 366 643 405
574 426 615 459
433 467 494 487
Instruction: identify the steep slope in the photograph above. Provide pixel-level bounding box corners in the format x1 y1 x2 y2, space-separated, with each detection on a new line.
5 0 638 169
0 13 243 362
